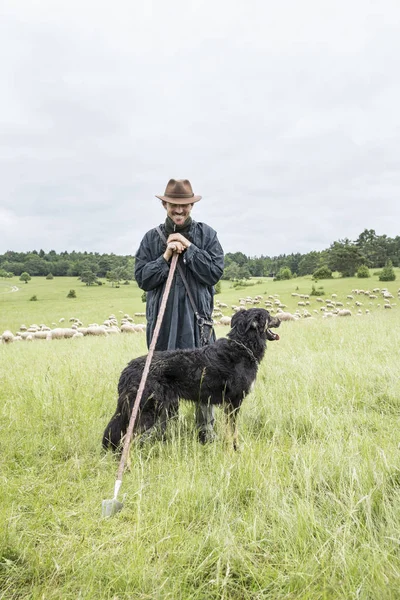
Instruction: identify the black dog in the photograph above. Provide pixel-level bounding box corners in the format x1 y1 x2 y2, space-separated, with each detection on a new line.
102 308 280 450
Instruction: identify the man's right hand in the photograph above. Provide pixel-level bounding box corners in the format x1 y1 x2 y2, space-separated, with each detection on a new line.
163 241 185 261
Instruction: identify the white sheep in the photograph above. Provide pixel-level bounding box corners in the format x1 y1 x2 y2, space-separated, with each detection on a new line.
1 330 15 344
275 311 296 321
121 323 136 333
219 316 232 326
86 326 108 336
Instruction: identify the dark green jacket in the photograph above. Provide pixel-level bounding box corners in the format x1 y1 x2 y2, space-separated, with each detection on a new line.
135 221 224 350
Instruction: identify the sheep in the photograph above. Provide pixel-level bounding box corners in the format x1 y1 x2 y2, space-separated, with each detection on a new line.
337 309 352 317
219 316 232 326
1 330 15 344
134 312 146 317
50 328 76 340
121 323 136 334
77 327 88 335
86 326 108 336
275 311 296 321
33 331 49 340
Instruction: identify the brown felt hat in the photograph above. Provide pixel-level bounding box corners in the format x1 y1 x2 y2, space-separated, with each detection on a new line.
156 179 202 204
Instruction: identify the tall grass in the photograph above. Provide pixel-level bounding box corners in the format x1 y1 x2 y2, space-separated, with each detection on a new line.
1 304 400 598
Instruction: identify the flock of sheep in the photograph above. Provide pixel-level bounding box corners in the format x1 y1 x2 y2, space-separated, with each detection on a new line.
1 287 398 345
0 313 146 344
211 286 399 326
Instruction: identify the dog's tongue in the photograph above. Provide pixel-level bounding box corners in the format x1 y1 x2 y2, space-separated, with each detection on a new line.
266 329 280 341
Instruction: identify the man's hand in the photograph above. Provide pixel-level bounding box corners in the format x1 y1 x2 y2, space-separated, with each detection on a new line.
167 233 191 249
163 241 185 262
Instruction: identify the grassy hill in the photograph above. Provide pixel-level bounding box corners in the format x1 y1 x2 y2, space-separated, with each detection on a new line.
1 272 400 598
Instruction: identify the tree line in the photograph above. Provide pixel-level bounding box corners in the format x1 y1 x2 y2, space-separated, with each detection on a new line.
222 229 400 280
0 229 399 282
0 249 134 285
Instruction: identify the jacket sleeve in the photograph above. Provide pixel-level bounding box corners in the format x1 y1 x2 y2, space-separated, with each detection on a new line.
183 228 224 286
134 231 170 291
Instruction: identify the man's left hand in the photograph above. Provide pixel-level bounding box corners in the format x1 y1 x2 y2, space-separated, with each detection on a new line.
167 233 191 249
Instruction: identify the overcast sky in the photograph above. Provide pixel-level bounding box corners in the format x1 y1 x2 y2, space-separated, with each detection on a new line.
1 0 399 258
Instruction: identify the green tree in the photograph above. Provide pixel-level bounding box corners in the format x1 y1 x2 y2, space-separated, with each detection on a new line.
19 272 31 284
357 265 370 278
313 265 333 280
298 251 322 276
80 270 97 285
379 260 396 282
106 266 129 287
223 262 240 281
275 267 292 281
238 264 251 280
328 240 364 277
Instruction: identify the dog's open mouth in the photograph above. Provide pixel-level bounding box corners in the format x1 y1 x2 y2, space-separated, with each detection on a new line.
266 329 280 341
266 317 281 341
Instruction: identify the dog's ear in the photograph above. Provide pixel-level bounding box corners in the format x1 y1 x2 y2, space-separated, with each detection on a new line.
250 309 268 332
231 308 268 335
230 310 248 335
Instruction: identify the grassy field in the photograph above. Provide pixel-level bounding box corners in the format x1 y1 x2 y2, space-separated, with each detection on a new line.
1 274 400 599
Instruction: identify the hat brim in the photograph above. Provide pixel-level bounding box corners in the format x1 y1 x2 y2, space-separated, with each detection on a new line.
156 195 202 204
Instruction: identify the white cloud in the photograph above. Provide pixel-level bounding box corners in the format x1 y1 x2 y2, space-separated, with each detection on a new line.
1 0 399 257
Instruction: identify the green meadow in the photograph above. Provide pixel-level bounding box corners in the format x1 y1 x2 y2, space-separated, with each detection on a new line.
1 273 400 599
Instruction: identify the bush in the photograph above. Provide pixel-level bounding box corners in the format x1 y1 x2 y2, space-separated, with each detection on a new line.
379 260 396 282
46 273 54 280
274 267 292 281
67 289 77 298
19 272 31 284
357 265 370 278
29 295 38 301
231 279 257 289
312 265 332 280
141 291 147 303
123 280 130 285
310 285 325 296
214 281 221 294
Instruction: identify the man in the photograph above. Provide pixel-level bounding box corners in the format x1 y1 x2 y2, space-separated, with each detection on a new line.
134 178 224 443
